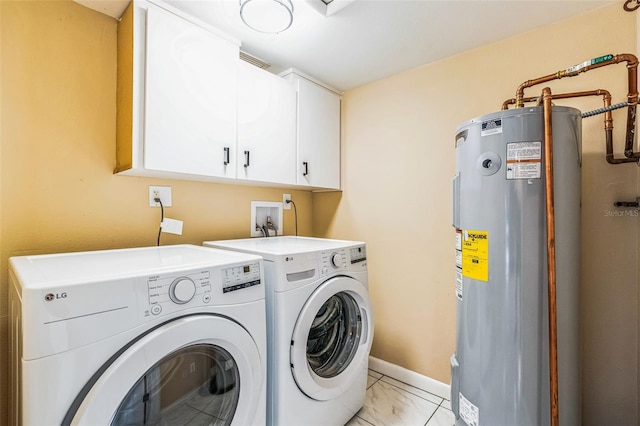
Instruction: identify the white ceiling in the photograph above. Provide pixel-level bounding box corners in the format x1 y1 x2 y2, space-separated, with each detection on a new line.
75 0 614 91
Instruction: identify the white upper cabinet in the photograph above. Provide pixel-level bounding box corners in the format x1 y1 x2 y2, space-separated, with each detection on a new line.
237 61 296 185
115 0 240 180
281 69 341 190
115 1 341 191
144 4 238 177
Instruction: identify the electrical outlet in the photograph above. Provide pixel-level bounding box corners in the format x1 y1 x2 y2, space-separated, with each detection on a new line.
149 186 172 207
283 193 291 210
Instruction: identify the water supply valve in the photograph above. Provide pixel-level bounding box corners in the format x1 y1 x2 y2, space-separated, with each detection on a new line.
613 197 640 208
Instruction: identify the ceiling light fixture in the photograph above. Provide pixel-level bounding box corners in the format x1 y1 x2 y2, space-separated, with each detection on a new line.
240 0 294 34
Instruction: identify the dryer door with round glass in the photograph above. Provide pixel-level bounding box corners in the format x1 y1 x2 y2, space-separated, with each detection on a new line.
290 276 373 401
63 315 263 426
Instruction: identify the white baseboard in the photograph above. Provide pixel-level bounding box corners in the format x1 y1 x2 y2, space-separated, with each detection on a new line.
368 356 451 400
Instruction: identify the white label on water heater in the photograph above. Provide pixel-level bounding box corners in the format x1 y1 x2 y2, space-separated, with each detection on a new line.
459 392 479 426
481 119 502 136
506 141 542 180
456 269 463 301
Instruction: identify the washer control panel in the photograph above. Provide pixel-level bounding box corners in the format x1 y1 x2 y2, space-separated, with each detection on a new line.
319 249 348 276
147 270 211 316
350 246 367 264
169 278 197 304
222 262 261 293
318 245 367 277
330 253 344 268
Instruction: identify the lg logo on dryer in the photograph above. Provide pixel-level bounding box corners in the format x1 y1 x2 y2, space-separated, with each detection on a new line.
44 292 67 301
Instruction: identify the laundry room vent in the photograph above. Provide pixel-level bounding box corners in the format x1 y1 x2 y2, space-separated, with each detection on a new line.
240 51 271 69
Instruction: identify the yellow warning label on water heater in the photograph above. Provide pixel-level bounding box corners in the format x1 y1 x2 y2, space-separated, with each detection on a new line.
462 230 489 282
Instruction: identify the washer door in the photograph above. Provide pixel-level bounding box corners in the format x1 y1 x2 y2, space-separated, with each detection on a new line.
65 315 263 426
290 276 373 401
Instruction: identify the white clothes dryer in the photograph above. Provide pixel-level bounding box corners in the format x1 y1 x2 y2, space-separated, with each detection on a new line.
9 244 266 426
204 237 373 426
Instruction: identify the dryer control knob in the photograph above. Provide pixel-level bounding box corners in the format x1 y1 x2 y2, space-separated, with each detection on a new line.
330 253 343 268
169 278 196 304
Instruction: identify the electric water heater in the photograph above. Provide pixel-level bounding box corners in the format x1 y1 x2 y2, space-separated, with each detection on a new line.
451 106 581 426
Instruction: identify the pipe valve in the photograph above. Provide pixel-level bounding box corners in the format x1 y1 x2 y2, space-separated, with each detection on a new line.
613 198 640 208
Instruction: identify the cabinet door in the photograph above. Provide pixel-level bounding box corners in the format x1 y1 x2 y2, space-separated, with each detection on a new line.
237 61 296 185
143 5 237 178
296 78 341 189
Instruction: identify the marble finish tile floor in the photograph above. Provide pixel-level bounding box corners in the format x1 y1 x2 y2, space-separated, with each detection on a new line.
346 369 455 426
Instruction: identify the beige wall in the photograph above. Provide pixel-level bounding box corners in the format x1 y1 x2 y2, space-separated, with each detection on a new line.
0 2 312 423
1 1 639 425
314 3 638 424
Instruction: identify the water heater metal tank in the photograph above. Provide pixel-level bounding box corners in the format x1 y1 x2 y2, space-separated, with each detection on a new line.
451 106 581 426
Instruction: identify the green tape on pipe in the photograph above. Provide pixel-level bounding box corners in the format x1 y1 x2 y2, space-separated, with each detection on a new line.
591 54 614 65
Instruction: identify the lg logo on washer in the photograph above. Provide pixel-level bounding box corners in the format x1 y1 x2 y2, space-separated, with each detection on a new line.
44 292 67 301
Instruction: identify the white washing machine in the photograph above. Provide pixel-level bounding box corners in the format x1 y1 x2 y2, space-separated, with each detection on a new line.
9 244 266 426
204 237 373 426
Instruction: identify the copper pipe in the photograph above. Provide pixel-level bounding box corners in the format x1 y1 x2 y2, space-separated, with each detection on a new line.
540 89 633 164
542 87 559 426
599 91 635 163
549 89 609 101
515 54 638 109
515 54 620 107
593 87 640 164
504 89 636 163
505 90 612 110
501 96 540 110
512 53 640 161
603 129 637 164
516 72 565 108
618 53 640 157
619 53 639 103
